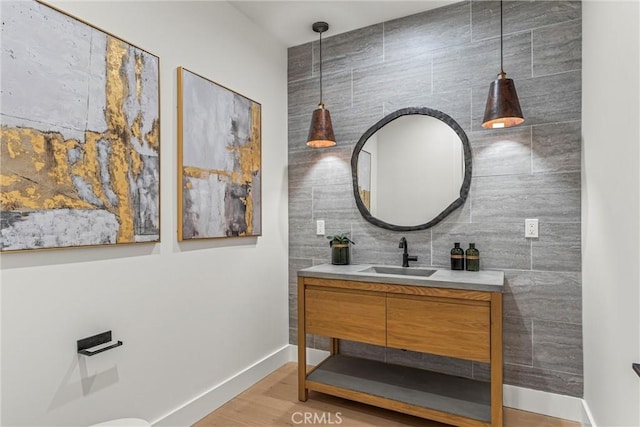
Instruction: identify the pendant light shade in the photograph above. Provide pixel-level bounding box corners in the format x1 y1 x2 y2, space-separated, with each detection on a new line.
307 103 336 147
482 1 524 129
482 71 524 129
307 21 336 148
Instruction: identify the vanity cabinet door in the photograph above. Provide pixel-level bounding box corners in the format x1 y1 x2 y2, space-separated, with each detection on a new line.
306 288 386 346
387 295 491 362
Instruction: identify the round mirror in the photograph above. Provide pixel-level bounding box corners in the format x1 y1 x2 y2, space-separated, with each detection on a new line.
351 107 471 231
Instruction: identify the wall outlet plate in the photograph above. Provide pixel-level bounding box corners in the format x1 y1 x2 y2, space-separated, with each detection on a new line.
525 219 539 238
316 220 325 236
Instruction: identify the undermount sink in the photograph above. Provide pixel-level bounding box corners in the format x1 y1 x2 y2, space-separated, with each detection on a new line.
360 265 437 278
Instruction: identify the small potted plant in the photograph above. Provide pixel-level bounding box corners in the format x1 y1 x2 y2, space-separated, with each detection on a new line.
327 233 355 265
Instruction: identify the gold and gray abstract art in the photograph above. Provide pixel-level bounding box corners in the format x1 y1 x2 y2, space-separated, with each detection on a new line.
0 1 160 251
178 68 261 240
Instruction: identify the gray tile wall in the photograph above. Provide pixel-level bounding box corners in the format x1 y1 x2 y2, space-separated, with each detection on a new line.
288 0 582 397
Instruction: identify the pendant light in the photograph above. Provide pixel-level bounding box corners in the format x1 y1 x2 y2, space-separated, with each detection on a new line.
306 21 336 148
482 0 524 129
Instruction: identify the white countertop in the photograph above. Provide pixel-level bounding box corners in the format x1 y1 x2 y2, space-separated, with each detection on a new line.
298 263 504 293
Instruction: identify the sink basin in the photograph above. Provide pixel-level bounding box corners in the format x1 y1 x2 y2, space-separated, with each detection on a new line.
361 266 437 278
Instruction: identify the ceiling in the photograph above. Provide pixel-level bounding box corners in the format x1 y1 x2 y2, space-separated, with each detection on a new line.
229 1 459 47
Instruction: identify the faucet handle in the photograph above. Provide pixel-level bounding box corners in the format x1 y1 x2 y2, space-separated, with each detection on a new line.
399 237 406 248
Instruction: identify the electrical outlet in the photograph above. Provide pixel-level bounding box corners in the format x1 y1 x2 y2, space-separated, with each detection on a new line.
316 220 325 236
525 219 539 238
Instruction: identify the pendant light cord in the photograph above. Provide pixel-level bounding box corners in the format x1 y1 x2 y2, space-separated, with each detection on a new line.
500 0 504 74
319 30 323 105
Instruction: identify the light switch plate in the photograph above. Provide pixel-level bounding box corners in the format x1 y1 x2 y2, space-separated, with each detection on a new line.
525 219 539 238
316 220 325 236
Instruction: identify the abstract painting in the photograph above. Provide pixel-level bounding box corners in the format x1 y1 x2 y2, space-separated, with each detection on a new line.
0 1 160 252
177 67 261 240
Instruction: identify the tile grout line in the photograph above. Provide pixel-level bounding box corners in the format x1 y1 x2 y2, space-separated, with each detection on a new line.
530 239 533 271
530 318 534 369
530 125 534 175
530 29 534 78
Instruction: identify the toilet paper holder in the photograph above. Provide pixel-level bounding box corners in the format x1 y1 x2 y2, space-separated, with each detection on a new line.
77 330 123 356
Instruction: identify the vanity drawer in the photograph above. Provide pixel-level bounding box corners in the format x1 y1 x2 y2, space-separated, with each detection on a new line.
305 288 386 346
386 295 491 362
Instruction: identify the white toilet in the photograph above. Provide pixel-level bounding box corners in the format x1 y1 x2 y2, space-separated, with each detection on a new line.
91 418 150 427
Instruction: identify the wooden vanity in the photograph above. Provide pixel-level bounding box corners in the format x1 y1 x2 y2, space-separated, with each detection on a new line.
297 264 504 427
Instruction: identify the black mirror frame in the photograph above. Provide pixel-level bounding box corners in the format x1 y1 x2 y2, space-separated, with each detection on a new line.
351 107 472 232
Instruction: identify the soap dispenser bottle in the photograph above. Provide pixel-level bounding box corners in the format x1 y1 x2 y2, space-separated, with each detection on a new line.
450 243 464 270
465 243 480 271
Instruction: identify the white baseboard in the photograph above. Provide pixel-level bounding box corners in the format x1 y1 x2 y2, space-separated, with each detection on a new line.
152 344 291 427
289 345 330 366
581 399 597 427
503 384 587 424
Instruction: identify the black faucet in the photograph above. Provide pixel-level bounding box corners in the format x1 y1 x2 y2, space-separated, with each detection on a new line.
398 237 418 267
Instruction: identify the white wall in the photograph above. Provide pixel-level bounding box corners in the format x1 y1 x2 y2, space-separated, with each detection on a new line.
582 1 640 426
0 1 288 426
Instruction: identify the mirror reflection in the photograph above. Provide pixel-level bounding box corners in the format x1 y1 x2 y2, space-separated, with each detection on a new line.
352 108 471 231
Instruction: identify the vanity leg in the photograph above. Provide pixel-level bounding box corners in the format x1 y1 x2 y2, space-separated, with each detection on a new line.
297 277 308 402
491 292 503 427
330 338 339 355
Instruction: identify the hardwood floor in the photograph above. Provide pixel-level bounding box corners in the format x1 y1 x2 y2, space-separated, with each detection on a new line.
194 363 582 427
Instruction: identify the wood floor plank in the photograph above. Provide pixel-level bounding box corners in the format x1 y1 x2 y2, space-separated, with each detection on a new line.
194 363 582 427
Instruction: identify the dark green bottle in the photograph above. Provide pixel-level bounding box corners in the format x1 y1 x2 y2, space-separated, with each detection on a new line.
450 242 464 270
465 243 480 271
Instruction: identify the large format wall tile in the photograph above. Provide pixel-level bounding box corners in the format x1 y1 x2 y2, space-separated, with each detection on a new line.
312 24 383 77
288 70 352 117
504 316 533 365
503 270 582 324
471 1 581 41
469 126 532 177
288 43 312 83
353 54 431 110
471 172 581 223
288 146 352 190
312 184 359 221
533 320 583 374
532 222 581 271
288 113 310 153
533 19 581 77
288 0 582 398
532 121 581 173
433 31 531 93
384 1 471 62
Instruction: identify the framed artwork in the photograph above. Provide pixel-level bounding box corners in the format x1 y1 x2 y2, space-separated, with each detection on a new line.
0 1 160 252
177 67 262 240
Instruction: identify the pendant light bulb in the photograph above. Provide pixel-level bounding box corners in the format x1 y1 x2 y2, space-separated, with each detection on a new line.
307 21 336 148
482 1 524 129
